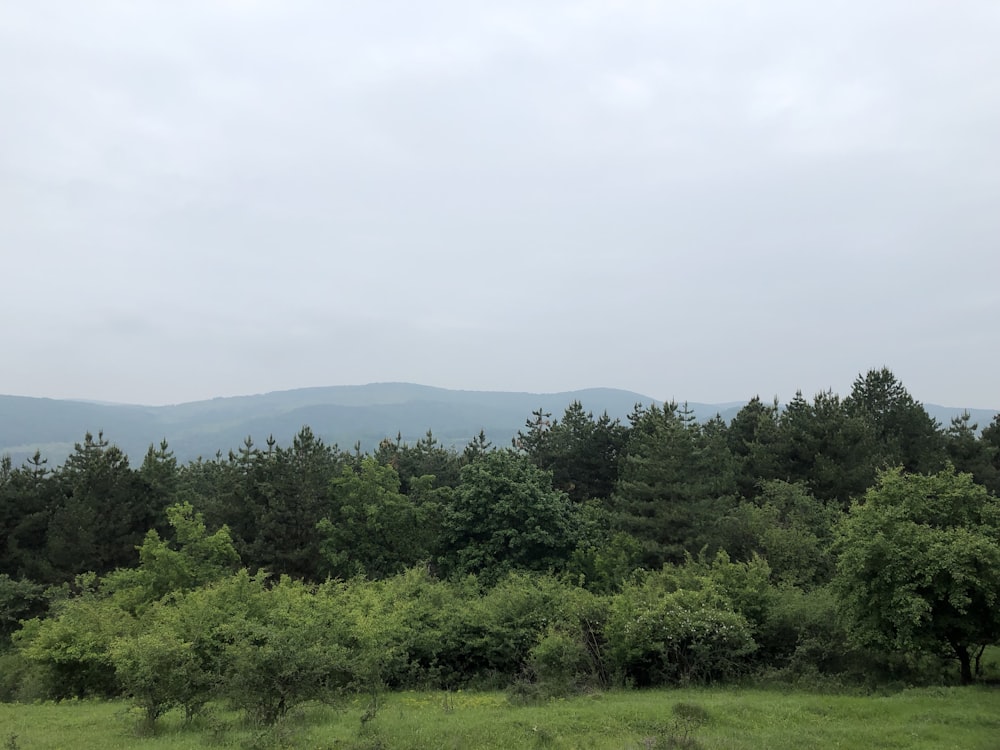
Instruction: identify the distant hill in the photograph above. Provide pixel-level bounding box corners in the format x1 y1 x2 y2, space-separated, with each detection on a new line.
0 383 995 468
0 384 660 467
923 405 999 432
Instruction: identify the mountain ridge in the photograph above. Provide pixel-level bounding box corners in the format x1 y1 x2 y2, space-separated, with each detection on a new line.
1 383 995 468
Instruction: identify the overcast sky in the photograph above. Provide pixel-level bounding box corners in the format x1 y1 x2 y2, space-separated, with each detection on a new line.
2 2 998 408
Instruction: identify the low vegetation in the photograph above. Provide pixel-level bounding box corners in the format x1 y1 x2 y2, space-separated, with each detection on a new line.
2 687 999 749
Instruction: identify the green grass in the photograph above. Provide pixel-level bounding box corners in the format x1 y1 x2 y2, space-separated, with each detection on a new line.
2 686 999 749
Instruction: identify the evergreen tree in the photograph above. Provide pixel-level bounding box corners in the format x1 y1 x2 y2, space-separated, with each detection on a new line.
611 403 737 567
945 412 999 492
375 430 462 492
461 430 494 464
209 437 266 567
975 414 1000 496
515 401 627 502
47 433 148 578
845 367 945 474
249 427 343 580
774 390 877 506
136 440 179 538
397 430 462 491
727 396 783 499
0 451 60 581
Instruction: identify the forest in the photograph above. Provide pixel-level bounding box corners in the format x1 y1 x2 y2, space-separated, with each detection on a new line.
1 367 999 735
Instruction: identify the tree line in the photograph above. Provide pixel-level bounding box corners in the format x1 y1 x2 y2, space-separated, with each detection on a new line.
1 368 999 724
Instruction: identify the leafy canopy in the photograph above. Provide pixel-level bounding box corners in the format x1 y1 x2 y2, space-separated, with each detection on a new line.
834 466 1000 683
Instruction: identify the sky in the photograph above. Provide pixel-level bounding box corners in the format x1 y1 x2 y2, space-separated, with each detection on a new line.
2 2 998 408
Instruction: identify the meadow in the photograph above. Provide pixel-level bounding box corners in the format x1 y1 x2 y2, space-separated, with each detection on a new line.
3 686 999 750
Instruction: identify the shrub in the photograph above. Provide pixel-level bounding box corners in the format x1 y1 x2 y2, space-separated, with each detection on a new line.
216 575 353 725
110 622 209 731
756 584 863 680
469 573 599 681
13 579 131 698
527 626 594 695
605 584 756 686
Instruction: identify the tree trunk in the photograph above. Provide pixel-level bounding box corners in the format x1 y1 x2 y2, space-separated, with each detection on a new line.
955 643 973 685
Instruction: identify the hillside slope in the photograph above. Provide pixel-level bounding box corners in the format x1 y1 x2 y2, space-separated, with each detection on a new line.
1 384 994 468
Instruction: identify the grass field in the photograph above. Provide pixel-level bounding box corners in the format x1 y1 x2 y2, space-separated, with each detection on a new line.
2 686 999 749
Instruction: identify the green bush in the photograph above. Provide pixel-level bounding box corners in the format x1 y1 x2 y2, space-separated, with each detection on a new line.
528 626 594 695
605 583 756 686
214 575 354 725
0 651 32 702
13 578 132 698
110 623 208 730
344 568 476 689
469 573 599 682
756 585 860 680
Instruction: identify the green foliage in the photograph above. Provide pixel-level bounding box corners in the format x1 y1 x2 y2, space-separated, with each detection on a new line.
0 575 46 643
104 570 350 726
319 458 440 579
727 396 783 499
0 451 59 582
133 501 239 602
469 573 599 682
696 551 775 632
755 584 862 681
3 378 999 704
136 440 178 537
354 567 474 688
605 568 757 685
47 433 156 579
611 403 737 567
109 626 203 731
846 367 946 474
211 573 354 725
438 451 587 583
151 570 269 717
722 481 840 587
461 429 494 464
382 429 463 492
0 650 34 702
834 466 1000 683
222 616 345 723
945 412 1000 492
193 436 281 577
14 575 132 698
979 414 1000 496
526 626 594 696
248 427 346 579
327 575 412 701
775 390 877 507
515 402 628 502
568 530 643 593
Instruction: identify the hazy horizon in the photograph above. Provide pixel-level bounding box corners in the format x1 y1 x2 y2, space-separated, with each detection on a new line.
2 379 996 412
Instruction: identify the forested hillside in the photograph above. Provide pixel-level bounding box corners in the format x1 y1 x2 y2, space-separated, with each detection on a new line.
0 383 670 466
2 382 992 468
1 368 999 728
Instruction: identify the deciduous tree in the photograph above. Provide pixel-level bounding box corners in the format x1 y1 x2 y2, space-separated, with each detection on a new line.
834 467 1000 683
438 450 586 583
